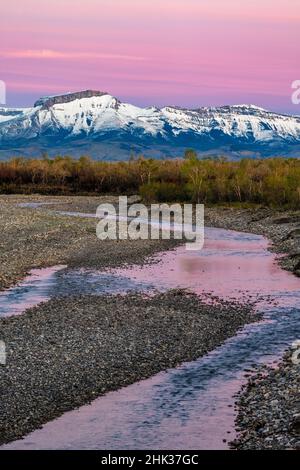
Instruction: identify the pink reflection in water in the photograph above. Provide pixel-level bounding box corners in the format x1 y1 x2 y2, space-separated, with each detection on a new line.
116 228 299 304
2 370 240 450
0 265 67 317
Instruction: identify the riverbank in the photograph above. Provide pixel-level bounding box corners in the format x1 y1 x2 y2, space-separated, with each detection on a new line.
231 349 300 450
205 205 300 276
0 290 255 444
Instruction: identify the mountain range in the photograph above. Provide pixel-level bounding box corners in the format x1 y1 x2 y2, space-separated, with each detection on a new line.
0 90 300 160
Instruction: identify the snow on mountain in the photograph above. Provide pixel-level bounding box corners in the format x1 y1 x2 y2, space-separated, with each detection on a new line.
0 107 29 125
0 90 300 159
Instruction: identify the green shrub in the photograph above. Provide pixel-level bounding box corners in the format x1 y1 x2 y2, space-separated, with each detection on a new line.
140 182 188 203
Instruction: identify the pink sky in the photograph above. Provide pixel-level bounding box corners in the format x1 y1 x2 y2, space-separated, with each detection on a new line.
1 0 299 113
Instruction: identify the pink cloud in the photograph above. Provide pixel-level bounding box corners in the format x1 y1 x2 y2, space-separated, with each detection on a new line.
1 0 299 113
1 50 146 61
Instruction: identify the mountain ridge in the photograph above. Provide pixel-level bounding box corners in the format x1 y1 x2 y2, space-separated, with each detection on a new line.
0 90 300 160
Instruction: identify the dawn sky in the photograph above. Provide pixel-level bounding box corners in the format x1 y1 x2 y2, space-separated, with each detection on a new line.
1 0 299 113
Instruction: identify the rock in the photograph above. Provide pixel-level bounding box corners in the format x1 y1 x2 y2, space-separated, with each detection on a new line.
232 348 300 450
287 228 300 239
34 90 108 109
272 216 299 225
290 415 300 434
127 195 142 204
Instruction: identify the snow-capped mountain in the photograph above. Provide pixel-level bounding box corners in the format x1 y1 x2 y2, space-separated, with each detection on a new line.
0 90 300 159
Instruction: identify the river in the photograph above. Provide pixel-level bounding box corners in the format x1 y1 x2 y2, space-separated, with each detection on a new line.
1 209 300 449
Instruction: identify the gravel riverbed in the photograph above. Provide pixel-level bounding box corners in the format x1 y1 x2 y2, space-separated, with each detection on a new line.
0 290 255 445
0 195 299 449
1 195 299 283
231 349 300 450
0 195 178 290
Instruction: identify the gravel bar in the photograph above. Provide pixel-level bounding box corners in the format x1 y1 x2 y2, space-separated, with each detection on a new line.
0 290 256 445
0 195 179 291
231 349 300 450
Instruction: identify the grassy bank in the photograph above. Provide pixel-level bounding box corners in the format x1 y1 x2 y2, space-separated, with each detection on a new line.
0 155 299 208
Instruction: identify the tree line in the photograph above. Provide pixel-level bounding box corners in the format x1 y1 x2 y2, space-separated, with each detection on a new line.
0 154 299 208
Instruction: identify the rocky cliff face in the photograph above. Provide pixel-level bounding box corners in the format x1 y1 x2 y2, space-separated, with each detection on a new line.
34 90 108 109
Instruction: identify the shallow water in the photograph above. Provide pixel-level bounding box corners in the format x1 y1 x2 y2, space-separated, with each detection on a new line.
0 267 154 318
2 210 300 449
0 266 66 317
18 201 58 209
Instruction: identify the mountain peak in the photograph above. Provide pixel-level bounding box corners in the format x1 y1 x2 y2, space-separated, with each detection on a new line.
229 104 267 111
1 92 300 160
34 90 109 108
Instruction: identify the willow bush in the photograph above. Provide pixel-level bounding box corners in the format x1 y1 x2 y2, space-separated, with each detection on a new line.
0 155 299 208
